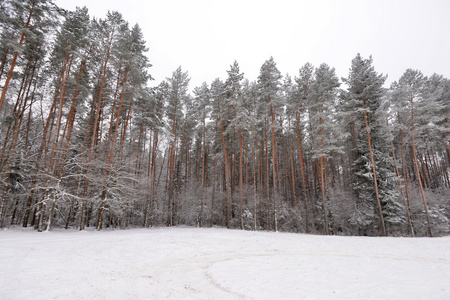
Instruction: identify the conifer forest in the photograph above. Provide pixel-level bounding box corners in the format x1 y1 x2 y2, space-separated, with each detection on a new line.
1 0 449 237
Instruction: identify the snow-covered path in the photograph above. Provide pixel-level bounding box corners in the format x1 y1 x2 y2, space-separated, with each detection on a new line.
1 227 449 299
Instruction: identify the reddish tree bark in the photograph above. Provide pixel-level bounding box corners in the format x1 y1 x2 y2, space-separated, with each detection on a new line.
0 2 35 112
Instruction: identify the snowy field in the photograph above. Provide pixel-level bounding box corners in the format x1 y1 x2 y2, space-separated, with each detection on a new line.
1 227 449 300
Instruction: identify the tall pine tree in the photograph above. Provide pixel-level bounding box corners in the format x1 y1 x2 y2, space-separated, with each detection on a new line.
342 54 405 236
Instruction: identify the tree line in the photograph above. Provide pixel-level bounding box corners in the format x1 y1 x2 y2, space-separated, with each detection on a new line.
0 0 449 236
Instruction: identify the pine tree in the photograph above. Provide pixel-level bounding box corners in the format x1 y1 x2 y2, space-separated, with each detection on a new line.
0 0 57 227
257 57 283 231
143 81 167 227
419 74 447 189
80 11 126 230
293 63 314 232
165 66 190 226
209 78 230 227
0 0 57 113
308 63 341 234
442 78 450 167
391 69 434 236
193 82 210 227
343 54 405 236
225 61 246 229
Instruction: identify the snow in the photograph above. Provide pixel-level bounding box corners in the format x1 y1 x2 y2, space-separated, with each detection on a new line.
1 227 449 299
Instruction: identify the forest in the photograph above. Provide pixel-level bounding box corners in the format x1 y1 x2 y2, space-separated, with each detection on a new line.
0 0 449 237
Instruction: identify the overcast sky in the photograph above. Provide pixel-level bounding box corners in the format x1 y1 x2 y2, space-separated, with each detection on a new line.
55 0 450 90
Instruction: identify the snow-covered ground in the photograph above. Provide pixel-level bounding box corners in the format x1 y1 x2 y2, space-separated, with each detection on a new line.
1 227 449 300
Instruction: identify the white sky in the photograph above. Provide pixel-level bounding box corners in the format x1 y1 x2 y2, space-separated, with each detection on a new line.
55 0 450 90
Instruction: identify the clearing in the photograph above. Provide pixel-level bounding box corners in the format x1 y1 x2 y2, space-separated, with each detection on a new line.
1 227 449 299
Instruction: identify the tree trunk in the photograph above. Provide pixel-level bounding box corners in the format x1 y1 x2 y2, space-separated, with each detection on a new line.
387 119 414 236
252 134 258 230
118 97 133 161
319 156 329 235
399 125 413 224
210 125 218 227
238 127 244 230
427 143 440 189
0 70 33 226
288 117 297 207
96 65 130 229
220 118 232 229
0 2 35 112
270 102 278 232
0 56 32 164
231 105 244 230
81 30 114 230
48 52 73 173
200 115 206 227
0 47 10 81
265 123 270 230
362 96 386 236
410 95 433 237
296 113 309 232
